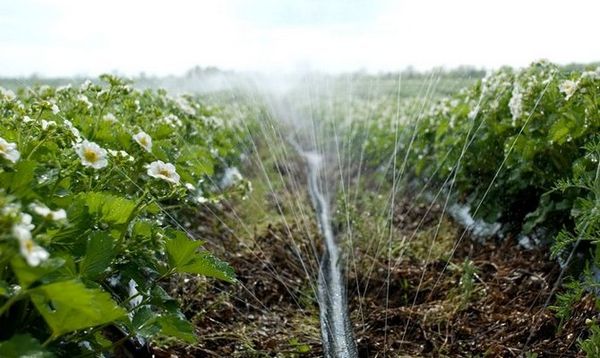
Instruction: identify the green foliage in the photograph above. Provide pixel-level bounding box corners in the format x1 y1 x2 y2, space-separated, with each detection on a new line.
80 192 137 225
0 334 54 358
165 230 236 282
458 259 478 307
350 63 600 349
549 280 584 329
155 313 197 343
581 324 600 357
365 62 599 235
79 232 116 279
30 280 126 338
0 76 245 355
549 139 600 340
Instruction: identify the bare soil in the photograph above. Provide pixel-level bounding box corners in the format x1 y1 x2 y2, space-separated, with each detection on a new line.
152 157 597 357
347 199 596 357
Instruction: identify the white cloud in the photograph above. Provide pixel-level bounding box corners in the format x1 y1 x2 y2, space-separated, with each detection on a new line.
0 0 598 76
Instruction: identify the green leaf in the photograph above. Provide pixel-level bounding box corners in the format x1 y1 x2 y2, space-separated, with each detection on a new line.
30 280 126 338
164 231 235 282
11 257 65 288
153 126 175 140
178 145 214 176
149 285 179 312
549 116 575 144
79 232 116 279
132 219 154 238
164 230 202 269
156 313 197 343
0 334 54 358
0 281 8 297
92 331 114 350
129 306 161 339
144 202 161 215
1 160 37 198
179 251 236 283
81 192 137 225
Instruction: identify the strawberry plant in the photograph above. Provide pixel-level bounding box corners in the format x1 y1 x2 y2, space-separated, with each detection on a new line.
0 76 246 356
384 62 600 237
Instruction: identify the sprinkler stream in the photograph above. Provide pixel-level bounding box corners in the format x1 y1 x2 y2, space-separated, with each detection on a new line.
302 150 358 358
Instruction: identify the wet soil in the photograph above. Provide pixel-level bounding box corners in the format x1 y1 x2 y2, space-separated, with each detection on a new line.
152 154 596 357
153 215 324 357
348 199 597 357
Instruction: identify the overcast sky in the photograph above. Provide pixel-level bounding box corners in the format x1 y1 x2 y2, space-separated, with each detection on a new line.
1 0 599 77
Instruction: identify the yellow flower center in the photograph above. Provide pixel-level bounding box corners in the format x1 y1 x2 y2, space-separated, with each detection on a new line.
159 168 171 177
0 143 6 153
139 137 148 146
24 239 34 253
84 148 99 163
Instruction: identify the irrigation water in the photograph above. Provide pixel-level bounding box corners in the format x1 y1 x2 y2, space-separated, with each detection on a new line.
143 70 592 355
302 150 358 358
259 82 356 355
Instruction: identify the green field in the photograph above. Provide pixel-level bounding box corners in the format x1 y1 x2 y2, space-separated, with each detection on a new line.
1 61 600 356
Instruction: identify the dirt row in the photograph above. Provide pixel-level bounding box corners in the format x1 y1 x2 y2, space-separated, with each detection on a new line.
347 199 596 357
152 152 597 357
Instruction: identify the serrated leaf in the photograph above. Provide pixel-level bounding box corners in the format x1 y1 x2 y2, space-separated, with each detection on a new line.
148 286 181 315
0 334 54 358
0 160 37 199
179 251 236 283
164 231 235 282
81 192 137 225
130 306 161 338
30 280 126 338
156 313 197 343
79 232 116 279
164 230 202 269
11 257 65 288
8 160 37 198
132 219 154 238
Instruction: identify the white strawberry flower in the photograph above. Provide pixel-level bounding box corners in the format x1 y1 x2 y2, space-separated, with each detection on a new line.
18 237 50 267
161 114 182 127
175 96 196 115
0 137 20 163
75 140 108 169
80 79 92 91
29 203 67 221
559 80 579 100
56 84 72 92
0 87 16 101
133 131 152 153
51 103 60 114
17 213 34 232
12 213 49 267
64 120 82 143
77 94 93 109
41 120 56 131
508 84 523 123
147 160 180 184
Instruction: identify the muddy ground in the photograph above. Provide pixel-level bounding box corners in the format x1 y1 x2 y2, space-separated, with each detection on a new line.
347 199 596 357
